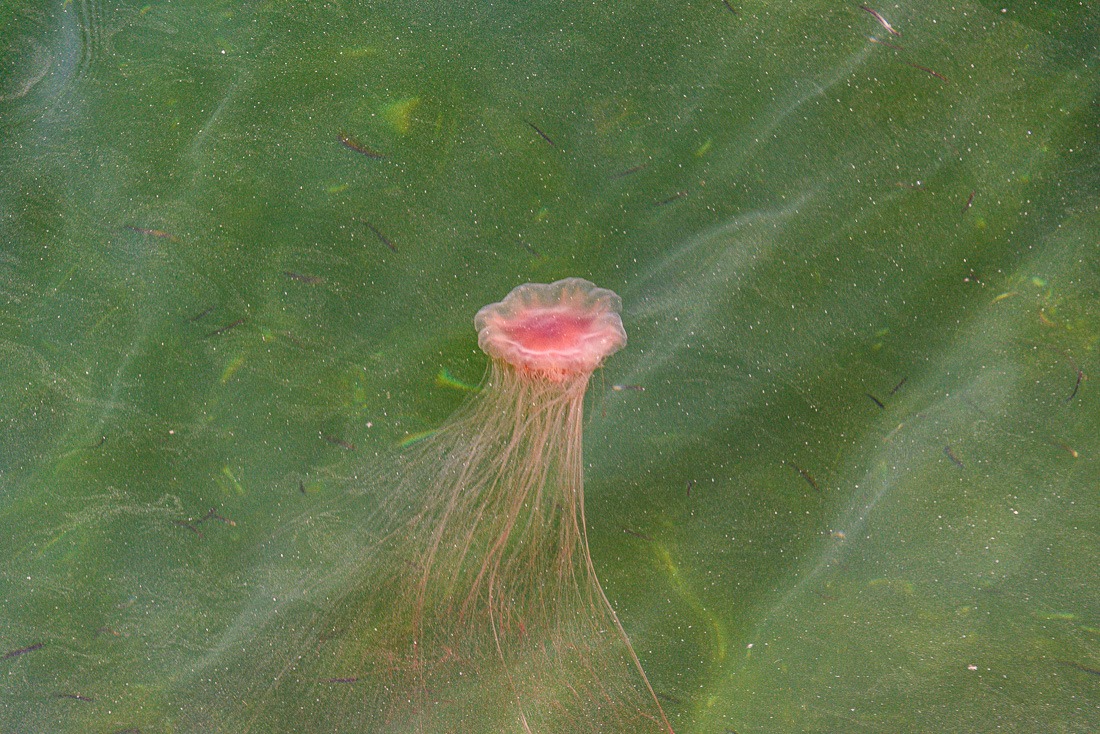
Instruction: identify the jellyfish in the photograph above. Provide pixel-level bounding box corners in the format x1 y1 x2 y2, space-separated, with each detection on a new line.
186 279 672 733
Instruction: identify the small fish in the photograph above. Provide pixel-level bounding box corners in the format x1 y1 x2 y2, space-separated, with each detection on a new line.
1068 369 1083 403
188 305 216 322
56 693 95 702
1059 660 1100 677
200 508 236 526
358 219 397 253
788 462 820 492
276 330 307 349
860 5 900 36
868 36 903 51
908 62 949 83
721 0 739 14
944 444 964 469
322 433 356 451
525 120 557 148
890 376 908 394
125 226 178 241
961 190 975 213
173 521 203 537
866 392 886 409
1037 343 1087 403
518 239 541 257
611 163 649 179
283 271 324 285
1049 441 1078 459
622 527 655 542
3 642 44 660
654 191 688 207
337 132 384 159
205 317 246 337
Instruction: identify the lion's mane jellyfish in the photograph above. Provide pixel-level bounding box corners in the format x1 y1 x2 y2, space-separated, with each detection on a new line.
272 278 673 733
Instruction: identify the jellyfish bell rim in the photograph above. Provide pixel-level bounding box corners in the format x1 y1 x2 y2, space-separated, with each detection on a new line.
475 278 627 379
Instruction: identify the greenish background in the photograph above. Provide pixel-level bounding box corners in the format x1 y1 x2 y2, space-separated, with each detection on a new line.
2 0 1097 731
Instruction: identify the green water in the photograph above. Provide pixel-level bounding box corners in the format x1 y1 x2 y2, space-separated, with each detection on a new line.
2 1 1098 732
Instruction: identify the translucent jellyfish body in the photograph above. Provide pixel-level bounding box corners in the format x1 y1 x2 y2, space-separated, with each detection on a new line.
182 279 671 733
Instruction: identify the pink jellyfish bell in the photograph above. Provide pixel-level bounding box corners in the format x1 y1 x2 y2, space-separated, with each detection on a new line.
475 278 628 381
